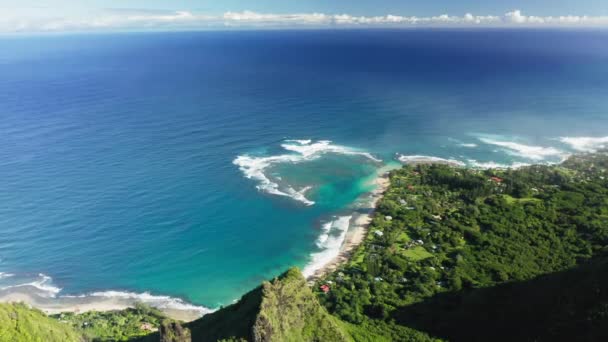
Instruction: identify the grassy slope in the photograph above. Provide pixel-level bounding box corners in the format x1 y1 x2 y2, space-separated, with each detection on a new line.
186 268 355 342
0 303 82 342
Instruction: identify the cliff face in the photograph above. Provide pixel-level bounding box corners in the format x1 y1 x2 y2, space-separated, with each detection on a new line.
187 268 352 342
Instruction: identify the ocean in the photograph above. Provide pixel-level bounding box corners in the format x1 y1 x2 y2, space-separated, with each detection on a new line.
0 29 607 314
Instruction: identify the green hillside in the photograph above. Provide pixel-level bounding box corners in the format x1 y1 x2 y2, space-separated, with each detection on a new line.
0 303 82 342
316 152 608 341
188 268 356 342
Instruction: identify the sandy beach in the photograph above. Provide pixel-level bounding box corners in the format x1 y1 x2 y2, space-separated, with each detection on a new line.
306 170 391 281
0 290 205 322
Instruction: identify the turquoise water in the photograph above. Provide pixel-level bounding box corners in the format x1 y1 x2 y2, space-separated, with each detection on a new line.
0 30 607 312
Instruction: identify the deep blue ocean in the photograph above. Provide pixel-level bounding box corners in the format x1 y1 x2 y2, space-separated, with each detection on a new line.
0 29 607 313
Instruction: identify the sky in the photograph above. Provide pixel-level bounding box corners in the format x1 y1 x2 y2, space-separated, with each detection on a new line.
2 0 608 33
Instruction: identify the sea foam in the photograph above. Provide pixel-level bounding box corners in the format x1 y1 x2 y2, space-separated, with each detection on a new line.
397 154 465 166
478 137 564 160
0 273 62 298
0 272 213 317
467 160 531 169
559 136 608 152
0 272 14 279
86 290 215 316
302 215 352 278
234 140 380 205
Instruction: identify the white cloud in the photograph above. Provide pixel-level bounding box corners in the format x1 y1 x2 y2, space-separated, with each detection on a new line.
1 9 608 33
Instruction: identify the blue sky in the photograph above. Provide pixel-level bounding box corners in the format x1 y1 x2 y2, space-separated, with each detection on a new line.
2 0 608 32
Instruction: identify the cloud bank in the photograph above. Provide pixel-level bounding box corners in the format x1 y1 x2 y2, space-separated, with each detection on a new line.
2 9 608 33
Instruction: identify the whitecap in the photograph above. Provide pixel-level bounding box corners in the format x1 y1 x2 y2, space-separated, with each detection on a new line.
447 137 478 148
0 273 62 298
315 221 333 247
559 136 608 152
302 215 352 278
478 137 564 161
396 154 465 166
0 272 14 279
0 272 213 318
234 140 380 205
86 290 214 316
284 139 312 145
466 160 531 169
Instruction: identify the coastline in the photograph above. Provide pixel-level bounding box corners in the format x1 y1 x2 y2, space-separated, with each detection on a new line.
0 166 394 322
0 290 206 322
306 170 391 281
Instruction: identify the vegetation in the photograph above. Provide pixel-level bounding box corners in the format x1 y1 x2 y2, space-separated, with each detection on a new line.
394 255 608 341
5 153 608 341
0 303 82 342
315 152 608 341
186 267 380 342
159 321 191 342
53 303 168 341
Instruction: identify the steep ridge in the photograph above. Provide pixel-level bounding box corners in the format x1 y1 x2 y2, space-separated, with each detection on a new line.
187 268 352 342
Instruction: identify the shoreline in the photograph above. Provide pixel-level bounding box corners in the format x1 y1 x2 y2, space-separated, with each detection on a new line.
0 290 206 322
306 170 391 282
0 166 394 322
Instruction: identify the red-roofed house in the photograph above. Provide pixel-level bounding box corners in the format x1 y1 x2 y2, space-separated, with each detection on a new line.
490 177 504 183
320 284 330 293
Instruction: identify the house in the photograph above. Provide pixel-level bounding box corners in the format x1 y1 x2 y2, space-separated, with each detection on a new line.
374 230 384 237
320 284 330 293
140 323 157 332
407 185 415 191
490 176 504 183
385 216 393 221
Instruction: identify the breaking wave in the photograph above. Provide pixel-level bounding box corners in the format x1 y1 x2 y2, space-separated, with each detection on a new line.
467 160 531 169
302 215 352 278
0 273 62 298
397 154 466 166
234 140 381 205
0 272 14 279
477 137 565 161
559 136 608 152
83 291 214 315
0 273 213 317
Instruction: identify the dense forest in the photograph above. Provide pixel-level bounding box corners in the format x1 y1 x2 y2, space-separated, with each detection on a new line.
315 152 608 341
